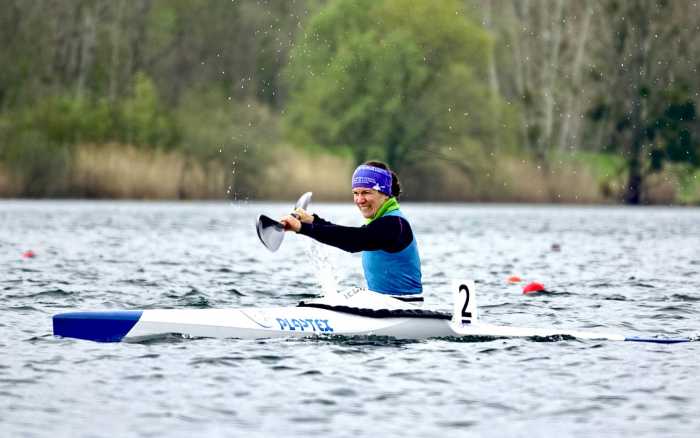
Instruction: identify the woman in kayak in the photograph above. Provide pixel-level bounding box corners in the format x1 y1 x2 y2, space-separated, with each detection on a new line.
280 161 423 301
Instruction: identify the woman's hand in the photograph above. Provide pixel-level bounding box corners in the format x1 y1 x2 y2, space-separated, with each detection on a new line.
280 208 313 233
292 208 314 223
279 215 301 233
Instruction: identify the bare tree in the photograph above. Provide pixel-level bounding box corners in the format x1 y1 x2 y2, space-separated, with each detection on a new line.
476 0 597 158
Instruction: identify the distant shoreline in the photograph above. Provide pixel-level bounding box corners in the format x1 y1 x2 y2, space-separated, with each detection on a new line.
1 143 698 205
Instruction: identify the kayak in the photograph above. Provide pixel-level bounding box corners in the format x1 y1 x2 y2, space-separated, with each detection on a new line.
52 282 691 344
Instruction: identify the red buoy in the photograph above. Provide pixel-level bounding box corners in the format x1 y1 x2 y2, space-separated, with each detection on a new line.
22 250 36 258
523 281 545 294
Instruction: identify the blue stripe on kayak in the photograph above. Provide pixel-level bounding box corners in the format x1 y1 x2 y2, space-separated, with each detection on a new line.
53 311 143 342
624 336 690 344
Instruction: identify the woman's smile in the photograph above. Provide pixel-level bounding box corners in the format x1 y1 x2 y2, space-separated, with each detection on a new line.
353 188 388 218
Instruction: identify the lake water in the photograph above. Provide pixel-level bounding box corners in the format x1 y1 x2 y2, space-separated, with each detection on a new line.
1 200 699 437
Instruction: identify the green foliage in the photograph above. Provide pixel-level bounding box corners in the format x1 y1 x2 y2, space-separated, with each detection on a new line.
568 151 625 178
0 129 71 197
674 167 700 205
1 0 697 203
174 87 280 196
596 84 700 175
118 72 178 148
4 72 177 149
283 0 506 170
649 91 699 170
0 71 181 195
4 95 109 146
0 95 109 196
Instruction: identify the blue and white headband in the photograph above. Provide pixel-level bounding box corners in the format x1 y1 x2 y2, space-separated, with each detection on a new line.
351 165 392 196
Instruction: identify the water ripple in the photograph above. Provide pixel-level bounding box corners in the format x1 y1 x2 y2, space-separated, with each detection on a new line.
1 201 699 438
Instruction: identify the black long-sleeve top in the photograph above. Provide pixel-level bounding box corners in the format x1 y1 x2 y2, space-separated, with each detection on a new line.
298 214 415 253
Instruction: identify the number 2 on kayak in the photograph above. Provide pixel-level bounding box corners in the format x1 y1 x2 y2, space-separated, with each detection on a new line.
460 284 472 321
452 280 477 325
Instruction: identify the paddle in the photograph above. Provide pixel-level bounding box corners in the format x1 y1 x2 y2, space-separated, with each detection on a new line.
256 192 312 252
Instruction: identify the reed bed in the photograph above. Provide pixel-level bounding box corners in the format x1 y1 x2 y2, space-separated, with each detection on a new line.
0 163 22 197
1 143 696 203
258 148 353 201
70 144 226 199
403 152 609 203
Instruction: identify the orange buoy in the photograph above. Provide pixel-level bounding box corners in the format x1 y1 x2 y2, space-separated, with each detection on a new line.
522 281 545 294
507 275 522 284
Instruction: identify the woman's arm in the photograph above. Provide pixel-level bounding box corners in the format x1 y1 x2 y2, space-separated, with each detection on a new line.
299 215 412 253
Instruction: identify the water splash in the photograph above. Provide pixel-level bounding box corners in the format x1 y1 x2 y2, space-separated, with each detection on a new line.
305 239 338 297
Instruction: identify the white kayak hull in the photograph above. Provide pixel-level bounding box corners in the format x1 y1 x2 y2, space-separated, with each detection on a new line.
52 284 691 344
54 307 455 342
53 306 687 344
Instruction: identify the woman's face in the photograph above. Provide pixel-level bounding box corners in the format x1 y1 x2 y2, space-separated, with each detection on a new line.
352 188 388 218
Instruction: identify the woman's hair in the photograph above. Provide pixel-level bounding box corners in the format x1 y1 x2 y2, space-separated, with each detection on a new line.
363 160 401 199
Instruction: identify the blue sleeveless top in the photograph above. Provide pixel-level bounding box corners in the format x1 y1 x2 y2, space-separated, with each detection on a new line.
361 210 422 295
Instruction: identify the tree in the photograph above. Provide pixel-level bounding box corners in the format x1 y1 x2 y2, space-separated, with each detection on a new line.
588 1 700 204
283 0 507 170
477 0 597 159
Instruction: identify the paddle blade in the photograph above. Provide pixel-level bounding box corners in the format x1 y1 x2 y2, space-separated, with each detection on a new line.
295 192 313 210
256 192 311 252
256 214 285 252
